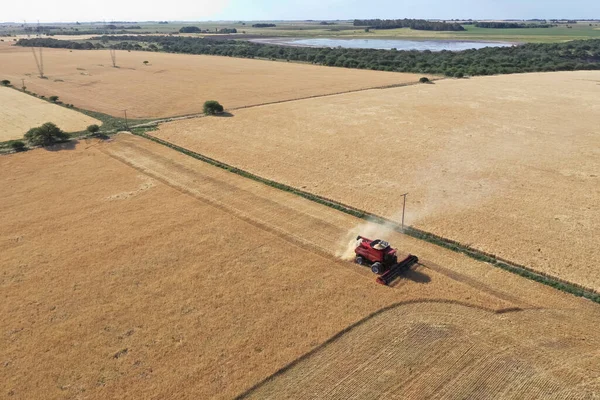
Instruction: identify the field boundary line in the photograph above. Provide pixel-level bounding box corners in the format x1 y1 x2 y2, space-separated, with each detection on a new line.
130 131 600 304
234 299 521 399
129 78 443 127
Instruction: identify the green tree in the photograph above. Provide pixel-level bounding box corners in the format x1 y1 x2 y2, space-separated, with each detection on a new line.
203 100 224 115
49 95 59 102
24 122 69 146
87 124 100 134
10 141 26 152
1 79 10 86
179 26 201 33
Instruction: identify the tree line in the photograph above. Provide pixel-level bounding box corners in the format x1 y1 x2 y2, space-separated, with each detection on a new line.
474 22 554 29
353 19 465 31
17 36 600 77
252 23 276 28
179 26 238 34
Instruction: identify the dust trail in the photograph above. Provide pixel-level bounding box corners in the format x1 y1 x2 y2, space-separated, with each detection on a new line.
335 218 400 261
334 123 526 261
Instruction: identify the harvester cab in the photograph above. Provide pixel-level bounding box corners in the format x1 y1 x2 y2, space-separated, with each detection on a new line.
354 235 419 286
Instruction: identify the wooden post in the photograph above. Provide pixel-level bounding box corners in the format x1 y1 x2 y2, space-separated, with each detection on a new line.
401 192 408 232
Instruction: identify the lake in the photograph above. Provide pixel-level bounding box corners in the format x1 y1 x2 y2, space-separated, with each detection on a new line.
251 38 515 51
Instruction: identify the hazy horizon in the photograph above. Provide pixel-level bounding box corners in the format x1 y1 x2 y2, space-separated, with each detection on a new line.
2 0 599 24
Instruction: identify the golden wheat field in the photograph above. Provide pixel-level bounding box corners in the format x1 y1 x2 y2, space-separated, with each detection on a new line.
1 134 599 399
153 71 600 291
0 43 427 119
0 86 100 141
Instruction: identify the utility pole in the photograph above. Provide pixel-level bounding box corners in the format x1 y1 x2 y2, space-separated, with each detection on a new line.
401 193 409 232
21 78 25 90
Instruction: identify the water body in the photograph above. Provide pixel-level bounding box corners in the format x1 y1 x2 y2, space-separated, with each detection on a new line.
252 38 515 51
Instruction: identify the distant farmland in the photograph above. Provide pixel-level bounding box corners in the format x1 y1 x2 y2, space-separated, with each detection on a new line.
0 45 426 119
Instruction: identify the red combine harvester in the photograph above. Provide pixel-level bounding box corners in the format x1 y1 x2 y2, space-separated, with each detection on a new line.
354 236 419 286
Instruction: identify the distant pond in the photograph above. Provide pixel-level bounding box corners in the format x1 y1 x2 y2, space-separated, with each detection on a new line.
251 38 516 51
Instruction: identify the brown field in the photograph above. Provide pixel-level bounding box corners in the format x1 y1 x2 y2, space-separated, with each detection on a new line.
153 71 600 291
0 44 427 119
2 134 600 399
0 86 100 141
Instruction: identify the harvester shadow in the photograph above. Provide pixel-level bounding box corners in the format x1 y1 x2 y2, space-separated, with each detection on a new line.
403 267 432 284
388 267 431 287
44 140 78 152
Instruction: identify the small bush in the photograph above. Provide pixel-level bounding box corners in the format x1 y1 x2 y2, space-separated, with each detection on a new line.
87 124 100 134
49 95 59 102
10 141 26 152
1 79 10 86
419 77 430 83
455 72 464 78
143 60 149 65
24 122 69 146
203 100 224 115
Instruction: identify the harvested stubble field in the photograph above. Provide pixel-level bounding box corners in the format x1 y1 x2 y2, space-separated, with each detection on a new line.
0 43 425 119
153 71 600 291
246 302 600 399
0 86 100 141
2 133 600 399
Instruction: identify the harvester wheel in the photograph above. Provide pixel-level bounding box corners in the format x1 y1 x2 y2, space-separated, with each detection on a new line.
355 256 364 265
371 262 383 274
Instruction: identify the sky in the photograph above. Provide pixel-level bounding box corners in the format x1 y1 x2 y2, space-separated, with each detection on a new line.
2 0 599 23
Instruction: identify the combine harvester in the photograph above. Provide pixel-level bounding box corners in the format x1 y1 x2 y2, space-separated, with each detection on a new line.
354 236 419 286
